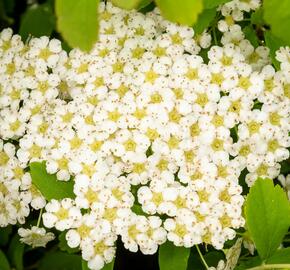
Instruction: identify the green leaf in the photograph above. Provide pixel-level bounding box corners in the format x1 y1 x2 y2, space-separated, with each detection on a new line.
3 0 15 15
30 162 75 200
236 256 262 270
55 0 99 52
245 178 290 261
137 0 153 10
82 260 89 270
59 232 79 254
193 8 216 34
82 259 114 270
243 25 259 47
155 0 203 26
280 159 290 175
0 226 12 246
7 235 24 270
187 248 225 270
0 250 10 270
159 241 190 270
102 261 114 270
264 31 288 70
251 8 264 25
203 0 230 9
19 3 55 41
266 248 290 264
39 251 82 270
111 0 142 10
263 0 290 45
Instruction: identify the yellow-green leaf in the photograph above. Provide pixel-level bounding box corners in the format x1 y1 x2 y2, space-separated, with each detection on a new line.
30 162 75 200
264 0 290 45
111 0 142 10
55 0 99 52
155 0 203 26
159 241 190 270
245 178 290 260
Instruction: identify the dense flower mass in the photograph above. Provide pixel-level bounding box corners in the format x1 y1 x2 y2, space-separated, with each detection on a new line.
0 1 289 269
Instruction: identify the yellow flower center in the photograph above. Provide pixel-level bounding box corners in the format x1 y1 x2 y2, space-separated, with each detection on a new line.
186 68 198 80
145 70 158 84
211 138 224 151
55 208 69 220
124 139 137 151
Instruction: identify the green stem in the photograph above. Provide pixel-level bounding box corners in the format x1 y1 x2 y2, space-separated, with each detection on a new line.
195 245 209 270
212 28 218 45
36 208 43 227
248 264 290 270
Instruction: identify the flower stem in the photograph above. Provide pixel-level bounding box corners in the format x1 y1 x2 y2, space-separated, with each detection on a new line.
36 208 43 227
195 245 209 270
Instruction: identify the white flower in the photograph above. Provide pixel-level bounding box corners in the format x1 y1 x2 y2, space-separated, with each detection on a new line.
18 226 55 248
42 198 82 231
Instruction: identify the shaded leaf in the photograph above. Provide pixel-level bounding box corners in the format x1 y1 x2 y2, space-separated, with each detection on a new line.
236 256 262 270
55 0 99 51
0 226 12 246
245 178 290 260
194 8 216 34
251 8 264 25
0 250 10 270
266 248 290 264
137 0 153 10
59 232 79 254
264 31 288 70
19 3 55 41
39 251 82 270
243 25 259 47
159 241 190 270
155 0 203 26
30 162 75 201
7 235 24 270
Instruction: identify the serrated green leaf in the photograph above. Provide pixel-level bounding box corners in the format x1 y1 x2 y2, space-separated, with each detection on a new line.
245 178 290 260
155 0 203 26
111 0 142 10
55 0 99 52
243 25 259 47
159 241 190 270
39 252 82 270
7 235 24 270
263 0 290 45
0 250 10 270
193 8 216 34
19 3 55 41
30 162 75 200
59 232 79 254
266 248 290 264
264 31 288 70
203 0 230 9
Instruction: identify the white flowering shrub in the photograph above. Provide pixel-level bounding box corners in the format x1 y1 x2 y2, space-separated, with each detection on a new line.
0 0 290 270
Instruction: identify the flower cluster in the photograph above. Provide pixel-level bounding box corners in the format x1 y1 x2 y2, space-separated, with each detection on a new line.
0 1 289 269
